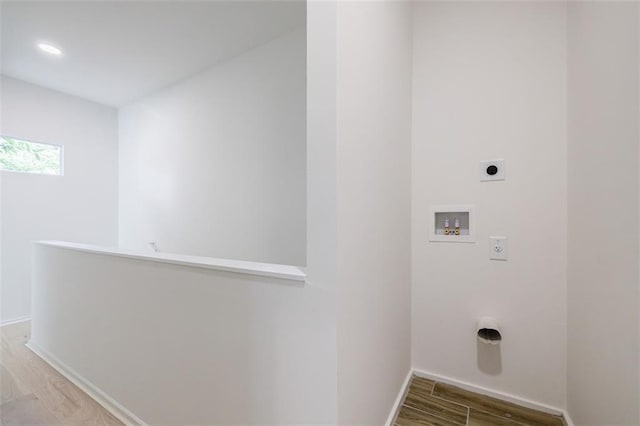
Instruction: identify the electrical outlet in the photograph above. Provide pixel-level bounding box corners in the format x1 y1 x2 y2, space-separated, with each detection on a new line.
489 236 507 260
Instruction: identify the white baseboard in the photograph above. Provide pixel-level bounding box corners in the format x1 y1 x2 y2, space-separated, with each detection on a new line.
25 340 146 426
562 409 575 426
1 315 31 327
385 370 413 426
412 368 565 417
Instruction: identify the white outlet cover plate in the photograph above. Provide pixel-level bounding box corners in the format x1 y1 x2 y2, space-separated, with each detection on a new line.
489 236 508 260
480 159 505 181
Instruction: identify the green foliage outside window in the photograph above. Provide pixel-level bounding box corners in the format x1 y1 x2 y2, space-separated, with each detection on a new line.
0 136 62 175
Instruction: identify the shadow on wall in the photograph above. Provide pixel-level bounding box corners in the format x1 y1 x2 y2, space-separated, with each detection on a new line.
477 340 502 376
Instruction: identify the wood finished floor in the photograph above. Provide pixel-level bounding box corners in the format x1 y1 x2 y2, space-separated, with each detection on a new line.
395 376 566 426
0 321 122 425
2 321 567 426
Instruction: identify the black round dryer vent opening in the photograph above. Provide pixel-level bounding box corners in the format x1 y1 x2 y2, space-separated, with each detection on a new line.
477 328 502 342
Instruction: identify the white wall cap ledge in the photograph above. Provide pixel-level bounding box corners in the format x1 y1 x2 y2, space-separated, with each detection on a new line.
35 241 306 282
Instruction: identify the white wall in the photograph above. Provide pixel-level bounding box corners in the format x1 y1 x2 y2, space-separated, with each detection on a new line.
118 29 306 266
0 76 118 323
411 2 568 408
567 3 640 425
304 1 339 422
30 243 337 425
335 1 413 423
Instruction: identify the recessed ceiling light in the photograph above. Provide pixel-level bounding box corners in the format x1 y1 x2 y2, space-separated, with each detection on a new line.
37 42 62 56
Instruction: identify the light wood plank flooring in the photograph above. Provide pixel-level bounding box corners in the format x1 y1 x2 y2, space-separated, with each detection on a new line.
395 376 566 426
0 321 122 425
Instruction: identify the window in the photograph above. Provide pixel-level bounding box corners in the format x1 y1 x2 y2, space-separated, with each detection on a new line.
0 136 63 175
